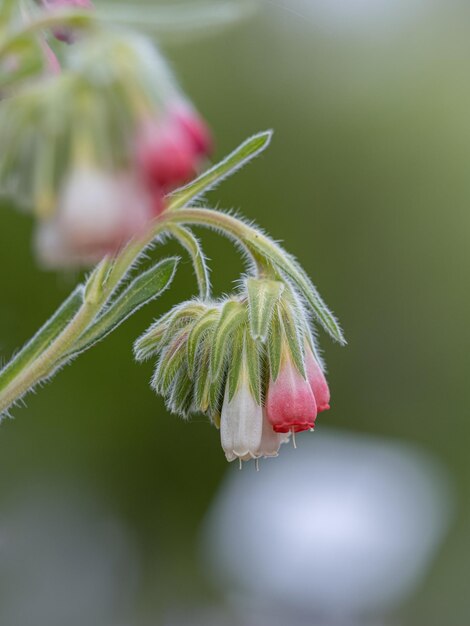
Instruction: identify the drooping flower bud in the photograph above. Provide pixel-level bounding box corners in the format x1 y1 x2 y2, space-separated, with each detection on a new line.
220 377 263 463
266 352 318 434
40 0 94 43
135 103 212 192
135 276 335 462
305 344 330 412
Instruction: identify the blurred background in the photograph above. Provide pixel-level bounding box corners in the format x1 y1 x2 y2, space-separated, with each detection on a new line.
0 0 469 623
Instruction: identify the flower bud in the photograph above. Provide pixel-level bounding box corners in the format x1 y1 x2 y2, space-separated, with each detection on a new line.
36 168 154 267
305 344 330 412
135 103 212 191
220 379 263 462
40 0 94 44
266 352 318 433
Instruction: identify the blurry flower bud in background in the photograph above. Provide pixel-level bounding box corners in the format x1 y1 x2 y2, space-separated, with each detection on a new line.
0 9 212 268
39 0 94 43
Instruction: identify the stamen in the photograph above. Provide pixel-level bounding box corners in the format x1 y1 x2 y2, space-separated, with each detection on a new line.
239 457 243 470
292 428 297 449
255 458 260 472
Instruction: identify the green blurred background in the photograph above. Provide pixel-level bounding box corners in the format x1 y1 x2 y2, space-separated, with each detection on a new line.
1 0 469 623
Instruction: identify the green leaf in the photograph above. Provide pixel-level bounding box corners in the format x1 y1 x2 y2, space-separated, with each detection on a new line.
210 300 246 380
279 299 306 377
95 1 255 41
167 225 210 300
186 308 219 377
244 331 262 404
246 233 346 345
194 341 213 413
169 130 272 210
227 326 245 401
0 285 84 394
71 257 178 356
134 308 179 362
166 365 194 418
267 307 282 382
152 328 189 395
246 278 284 342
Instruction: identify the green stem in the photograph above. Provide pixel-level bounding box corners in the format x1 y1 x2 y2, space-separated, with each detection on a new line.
0 208 266 416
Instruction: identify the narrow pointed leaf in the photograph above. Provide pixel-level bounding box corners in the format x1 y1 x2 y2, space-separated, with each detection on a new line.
152 328 189 395
245 233 346 345
210 300 246 380
70 257 178 356
245 331 262 404
267 307 282 382
169 130 272 210
194 342 213 413
134 307 181 362
279 299 306 377
227 327 244 401
167 365 194 418
186 308 219 376
168 225 210 300
95 1 254 40
246 277 284 342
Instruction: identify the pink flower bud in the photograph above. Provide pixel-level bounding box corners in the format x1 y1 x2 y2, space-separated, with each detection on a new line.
41 0 93 44
266 357 317 433
136 120 195 190
135 105 212 191
171 103 213 157
305 346 330 412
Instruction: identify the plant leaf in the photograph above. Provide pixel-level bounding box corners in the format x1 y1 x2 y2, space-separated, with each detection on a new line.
246 277 284 342
279 299 305 378
167 225 210 300
246 233 346 345
227 326 245 401
71 257 178 356
267 307 282 382
244 331 262 404
186 308 219 377
169 130 272 210
95 1 255 41
210 300 246 380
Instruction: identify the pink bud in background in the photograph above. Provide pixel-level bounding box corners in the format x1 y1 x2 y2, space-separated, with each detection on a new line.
171 102 213 157
266 357 317 433
305 346 331 412
41 0 94 44
135 104 212 192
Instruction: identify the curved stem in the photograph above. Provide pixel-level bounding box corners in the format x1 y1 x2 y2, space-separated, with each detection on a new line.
0 207 267 416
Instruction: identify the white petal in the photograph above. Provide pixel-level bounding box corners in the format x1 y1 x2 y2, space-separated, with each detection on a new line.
256 412 286 458
220 382 263 462
58 168 126 248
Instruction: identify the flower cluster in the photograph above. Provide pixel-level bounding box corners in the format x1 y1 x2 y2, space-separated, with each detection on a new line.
134 278 330 464
0 3 211 267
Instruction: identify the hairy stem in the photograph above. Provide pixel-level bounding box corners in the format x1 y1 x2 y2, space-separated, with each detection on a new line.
0 207 270 416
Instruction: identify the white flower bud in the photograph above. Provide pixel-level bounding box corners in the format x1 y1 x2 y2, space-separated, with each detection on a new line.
220 380 263 463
